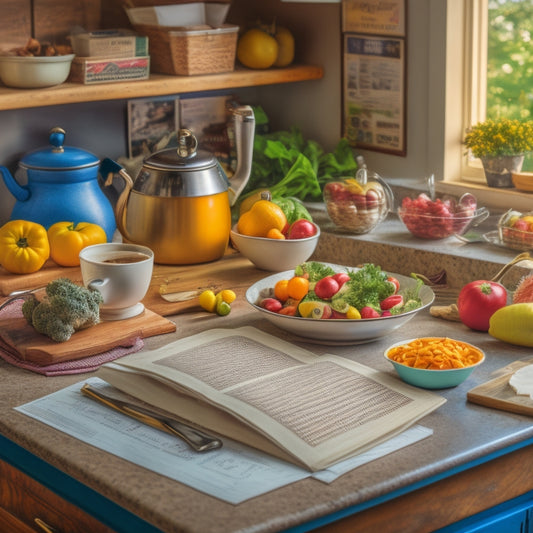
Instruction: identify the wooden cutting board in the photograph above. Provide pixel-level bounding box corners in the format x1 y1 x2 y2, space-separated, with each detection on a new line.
0 250 269 317
0 307 176 365
467 359 533 417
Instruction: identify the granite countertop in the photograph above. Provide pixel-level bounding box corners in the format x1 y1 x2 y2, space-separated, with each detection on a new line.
1 237 533 533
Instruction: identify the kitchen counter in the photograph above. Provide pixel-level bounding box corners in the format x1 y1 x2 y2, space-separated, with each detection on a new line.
1 227 533 533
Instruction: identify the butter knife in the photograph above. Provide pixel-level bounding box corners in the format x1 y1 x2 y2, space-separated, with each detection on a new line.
81 383 222 452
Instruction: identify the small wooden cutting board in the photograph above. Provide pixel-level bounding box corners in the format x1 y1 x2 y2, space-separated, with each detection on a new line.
467 359 533 417
0 308 176 366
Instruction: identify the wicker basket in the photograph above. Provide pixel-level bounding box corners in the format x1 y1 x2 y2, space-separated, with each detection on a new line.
134 23 238 75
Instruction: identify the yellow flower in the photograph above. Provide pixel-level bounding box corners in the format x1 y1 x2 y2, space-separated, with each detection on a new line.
464 118 533 158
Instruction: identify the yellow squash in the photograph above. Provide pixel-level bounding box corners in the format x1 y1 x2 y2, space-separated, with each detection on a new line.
488 303 533 347
0 219 50 274
48 221 107 267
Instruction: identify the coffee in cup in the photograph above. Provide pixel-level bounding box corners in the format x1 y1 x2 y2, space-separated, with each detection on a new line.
79 243 154 320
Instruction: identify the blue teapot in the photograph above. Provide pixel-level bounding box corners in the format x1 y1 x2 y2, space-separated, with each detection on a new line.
0 127 116 241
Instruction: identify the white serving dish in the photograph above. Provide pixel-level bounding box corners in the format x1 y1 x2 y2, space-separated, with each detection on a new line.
245 265 435 344
0 54 75 89
230 223 320 272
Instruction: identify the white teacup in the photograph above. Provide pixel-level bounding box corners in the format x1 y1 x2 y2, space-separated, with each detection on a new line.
79 243 154 321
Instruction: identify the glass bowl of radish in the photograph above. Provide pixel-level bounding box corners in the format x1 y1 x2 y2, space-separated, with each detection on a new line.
398 192 489 239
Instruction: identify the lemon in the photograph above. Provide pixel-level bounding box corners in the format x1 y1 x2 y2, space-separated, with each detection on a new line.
273 27 295 67
199 290 217 312
298 301 331 319
346 306 361 319
237 29 279 69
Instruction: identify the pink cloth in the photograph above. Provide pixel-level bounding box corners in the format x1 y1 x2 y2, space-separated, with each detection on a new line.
0 300 144 376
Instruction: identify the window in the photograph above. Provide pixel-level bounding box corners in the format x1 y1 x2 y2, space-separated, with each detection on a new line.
437 0 533 212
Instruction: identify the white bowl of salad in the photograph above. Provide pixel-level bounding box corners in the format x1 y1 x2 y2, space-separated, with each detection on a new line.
245 262 435 343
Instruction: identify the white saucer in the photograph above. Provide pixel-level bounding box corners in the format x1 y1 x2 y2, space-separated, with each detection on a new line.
100 302 145 321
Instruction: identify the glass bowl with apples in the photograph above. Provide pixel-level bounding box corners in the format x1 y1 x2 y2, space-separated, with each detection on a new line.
497 209 533 250
398 192 489 239
323 169 394 234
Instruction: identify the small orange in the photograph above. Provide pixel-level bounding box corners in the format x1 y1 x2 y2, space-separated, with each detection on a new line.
274 279 290 302
287 276 310 300
237 199 288 237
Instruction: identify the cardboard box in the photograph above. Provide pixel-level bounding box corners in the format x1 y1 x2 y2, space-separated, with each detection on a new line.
69 56 150 84
71 30 149 58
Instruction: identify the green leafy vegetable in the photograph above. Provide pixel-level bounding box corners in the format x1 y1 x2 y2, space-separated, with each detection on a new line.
294 261 337 282
242 127 358 202
331 264 395 312
271 197 312 224
390 277 425 315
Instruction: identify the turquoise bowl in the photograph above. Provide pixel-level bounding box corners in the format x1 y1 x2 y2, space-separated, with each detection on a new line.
384 338 485 389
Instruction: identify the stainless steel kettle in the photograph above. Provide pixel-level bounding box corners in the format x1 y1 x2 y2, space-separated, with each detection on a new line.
108 105 255 264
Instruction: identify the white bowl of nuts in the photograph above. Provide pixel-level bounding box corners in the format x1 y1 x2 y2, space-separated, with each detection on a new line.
323 171 394 234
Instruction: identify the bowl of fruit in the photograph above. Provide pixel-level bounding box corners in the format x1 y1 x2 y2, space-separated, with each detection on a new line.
245 261 435 343
323 170 394 234
398 192 489 239
497 209 533 250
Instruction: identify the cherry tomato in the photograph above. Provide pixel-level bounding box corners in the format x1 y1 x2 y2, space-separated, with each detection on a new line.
387 276 400 293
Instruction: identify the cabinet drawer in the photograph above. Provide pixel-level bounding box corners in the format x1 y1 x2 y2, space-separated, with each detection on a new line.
0 459 114 533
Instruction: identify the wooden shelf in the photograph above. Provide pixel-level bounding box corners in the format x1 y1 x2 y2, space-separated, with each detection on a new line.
0 64 323 111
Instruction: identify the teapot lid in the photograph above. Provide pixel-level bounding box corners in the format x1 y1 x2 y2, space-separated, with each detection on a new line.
19 127 100 171
143 129 216 171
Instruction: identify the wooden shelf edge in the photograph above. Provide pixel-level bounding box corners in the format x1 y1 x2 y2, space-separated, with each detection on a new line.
0 64 324 110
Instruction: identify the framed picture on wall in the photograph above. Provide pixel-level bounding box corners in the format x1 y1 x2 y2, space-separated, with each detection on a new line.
342 33 406 156
127 96 179 158
342 0 406 37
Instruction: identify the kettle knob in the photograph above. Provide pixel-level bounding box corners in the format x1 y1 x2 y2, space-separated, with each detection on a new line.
49 126 66 153
176 129 198 159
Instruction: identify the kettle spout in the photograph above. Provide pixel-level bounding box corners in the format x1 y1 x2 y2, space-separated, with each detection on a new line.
228 105 255 207
100 158 134 242
0 166 30 202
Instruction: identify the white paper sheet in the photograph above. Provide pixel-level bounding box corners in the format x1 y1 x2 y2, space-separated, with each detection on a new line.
15 378 432 504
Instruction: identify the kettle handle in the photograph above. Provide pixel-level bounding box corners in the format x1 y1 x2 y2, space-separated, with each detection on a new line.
0 166 30 202
100 158 134 242
228 105 255 207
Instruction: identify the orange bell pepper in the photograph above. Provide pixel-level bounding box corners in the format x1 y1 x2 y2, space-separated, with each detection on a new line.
48 221 106 267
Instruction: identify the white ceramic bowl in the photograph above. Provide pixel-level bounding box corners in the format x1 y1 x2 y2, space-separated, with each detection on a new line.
384 337 485 389
245 265 435 343
0 54 75 88
230 223 320 271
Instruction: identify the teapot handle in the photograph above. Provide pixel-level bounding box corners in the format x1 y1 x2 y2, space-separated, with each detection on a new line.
228 105 255 207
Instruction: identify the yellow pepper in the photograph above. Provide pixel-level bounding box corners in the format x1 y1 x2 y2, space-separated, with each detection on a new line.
0 220 50 274
48 221 107 267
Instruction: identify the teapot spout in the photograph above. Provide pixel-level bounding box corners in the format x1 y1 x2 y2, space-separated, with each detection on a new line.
0 166 30 202
228 105 255 207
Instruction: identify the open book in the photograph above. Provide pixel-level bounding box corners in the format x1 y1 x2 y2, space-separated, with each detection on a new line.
96 326 445 471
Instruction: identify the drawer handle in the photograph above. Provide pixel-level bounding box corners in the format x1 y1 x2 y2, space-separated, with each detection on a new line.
34 518 59 533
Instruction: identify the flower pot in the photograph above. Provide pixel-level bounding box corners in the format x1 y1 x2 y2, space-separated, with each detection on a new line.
480 154 524 188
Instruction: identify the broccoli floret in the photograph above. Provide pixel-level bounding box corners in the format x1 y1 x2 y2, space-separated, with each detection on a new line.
22 278 103 342
331 263 395 312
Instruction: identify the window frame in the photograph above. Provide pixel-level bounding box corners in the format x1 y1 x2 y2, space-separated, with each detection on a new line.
434 0 533 212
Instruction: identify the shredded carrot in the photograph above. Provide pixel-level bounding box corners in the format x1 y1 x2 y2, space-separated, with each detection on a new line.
387 337 483 370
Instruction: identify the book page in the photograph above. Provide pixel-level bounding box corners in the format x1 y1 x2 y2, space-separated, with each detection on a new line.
97 326 445 471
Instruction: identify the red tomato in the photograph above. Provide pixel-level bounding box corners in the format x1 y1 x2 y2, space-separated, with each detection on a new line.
332 272 350 287
314 276 340 299
387 276 400 293
457 280 508 331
